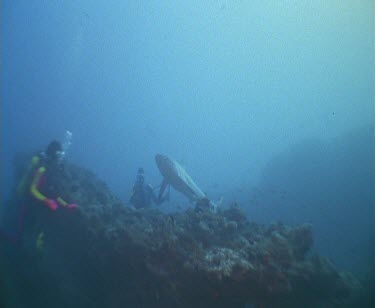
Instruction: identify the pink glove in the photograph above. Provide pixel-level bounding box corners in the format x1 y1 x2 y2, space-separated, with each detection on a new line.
44 199 58 211
66 203 77 210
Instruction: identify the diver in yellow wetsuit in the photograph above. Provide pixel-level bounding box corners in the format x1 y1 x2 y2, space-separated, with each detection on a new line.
18 140 77 211
0 140 77 244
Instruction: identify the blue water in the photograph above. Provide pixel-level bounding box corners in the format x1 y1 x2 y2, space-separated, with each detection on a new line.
2 0 374 278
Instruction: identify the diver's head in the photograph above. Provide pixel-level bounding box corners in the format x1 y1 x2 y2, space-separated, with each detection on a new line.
45 140 63 164
136 167 145 184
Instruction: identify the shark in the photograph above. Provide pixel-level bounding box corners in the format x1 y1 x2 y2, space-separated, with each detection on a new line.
155 154 220 210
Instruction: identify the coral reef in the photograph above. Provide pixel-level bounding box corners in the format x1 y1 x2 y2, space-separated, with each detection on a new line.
1 163 365 308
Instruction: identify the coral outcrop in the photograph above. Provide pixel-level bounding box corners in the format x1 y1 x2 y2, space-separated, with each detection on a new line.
1 163 363 308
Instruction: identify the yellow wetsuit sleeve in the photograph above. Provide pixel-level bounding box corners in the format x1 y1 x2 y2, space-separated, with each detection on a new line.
57 197 68 207
30 166 47 201
17 156 40 196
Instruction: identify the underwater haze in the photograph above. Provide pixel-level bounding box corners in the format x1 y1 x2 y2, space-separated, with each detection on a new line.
2 0 374 279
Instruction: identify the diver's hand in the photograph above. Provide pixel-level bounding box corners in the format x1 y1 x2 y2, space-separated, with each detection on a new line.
44 199 58 211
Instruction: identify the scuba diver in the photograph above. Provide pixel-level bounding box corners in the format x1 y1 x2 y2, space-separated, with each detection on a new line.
129 168 167 209
1 138 77 244
21 140 77 211
20 139 77 211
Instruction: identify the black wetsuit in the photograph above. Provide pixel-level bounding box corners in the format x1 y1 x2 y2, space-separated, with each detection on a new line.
130 183 158 209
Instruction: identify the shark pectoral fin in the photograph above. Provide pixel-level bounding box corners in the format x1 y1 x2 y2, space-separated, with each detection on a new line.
158 179 169 200
166 184 171 202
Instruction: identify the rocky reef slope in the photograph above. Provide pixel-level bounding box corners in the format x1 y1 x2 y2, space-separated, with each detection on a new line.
1 163 364 308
